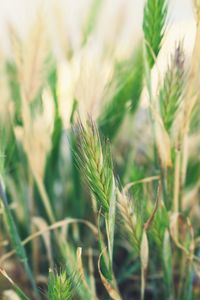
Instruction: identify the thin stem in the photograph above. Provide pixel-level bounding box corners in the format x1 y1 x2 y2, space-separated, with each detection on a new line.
28 171 39 276
35 175 55 224
105 216 112 269
34 176 69 264
173 148 181 213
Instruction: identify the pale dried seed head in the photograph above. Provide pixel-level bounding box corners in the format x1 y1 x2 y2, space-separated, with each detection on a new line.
117 190 137 236
8 23 23 76
3 290 21 300
15 88 54 179
10 12 50 103
57 60 75 129
151 106 172 168
74 52 112 120
174 42 185 75
23 13 49 102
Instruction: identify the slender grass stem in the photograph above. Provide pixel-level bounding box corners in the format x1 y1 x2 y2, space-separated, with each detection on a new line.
35 175 56 224
173 148 181 213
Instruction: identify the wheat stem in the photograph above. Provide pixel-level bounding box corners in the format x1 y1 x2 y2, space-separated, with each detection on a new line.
173 149 181 213
35 175 56 224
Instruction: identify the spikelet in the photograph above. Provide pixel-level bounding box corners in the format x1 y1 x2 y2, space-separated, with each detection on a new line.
173 9 200 146
159 42 185 132
117 189 141 253
74 118 114 213
48 269 76 300
117 190 135 234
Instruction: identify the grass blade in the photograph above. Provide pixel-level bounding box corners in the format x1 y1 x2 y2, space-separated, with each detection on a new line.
0 269 30 300
0 178 40 299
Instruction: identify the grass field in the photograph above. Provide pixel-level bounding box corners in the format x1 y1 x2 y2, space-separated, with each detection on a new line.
0 0 200 299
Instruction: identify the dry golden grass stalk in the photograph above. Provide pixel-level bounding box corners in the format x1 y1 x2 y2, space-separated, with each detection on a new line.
9 12 50 104
140 230 149 300
0 218 98 265
15 88 54 180
21 13 50 103
76 247 99 300
151 104 172 168
194 0 200 21
14 88 55 223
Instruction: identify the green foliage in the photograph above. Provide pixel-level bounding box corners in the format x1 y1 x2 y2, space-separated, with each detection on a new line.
0 178 40 299
143 0 168 68
0 1 200 299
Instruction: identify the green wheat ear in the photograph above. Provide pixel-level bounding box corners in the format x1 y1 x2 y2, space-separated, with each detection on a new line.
143 0 168 68
48 269 77 300
74 118 113 213
159 42 185 132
